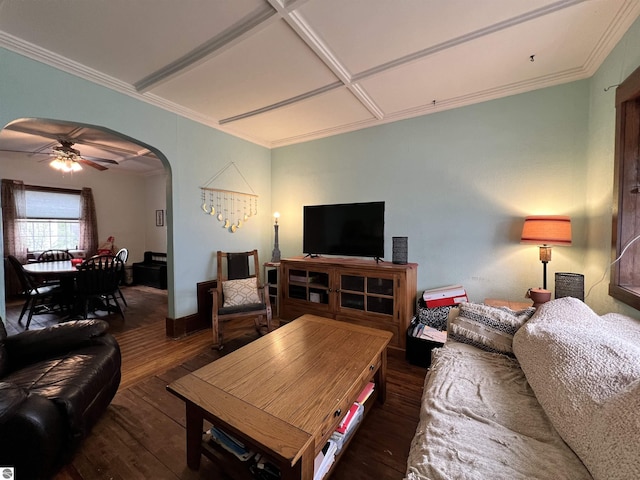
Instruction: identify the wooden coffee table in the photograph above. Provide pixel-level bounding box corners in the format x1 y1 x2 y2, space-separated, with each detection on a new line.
167 314 392 480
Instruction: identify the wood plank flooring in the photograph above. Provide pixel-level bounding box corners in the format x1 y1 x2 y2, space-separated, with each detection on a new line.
3 285 427 479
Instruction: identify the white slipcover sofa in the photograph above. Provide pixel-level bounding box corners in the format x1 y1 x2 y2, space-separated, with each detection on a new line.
405 297 640 480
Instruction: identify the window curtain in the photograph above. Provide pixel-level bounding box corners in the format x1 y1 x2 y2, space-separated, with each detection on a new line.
2 179 26 261
79 187 98 257
2 179 26 296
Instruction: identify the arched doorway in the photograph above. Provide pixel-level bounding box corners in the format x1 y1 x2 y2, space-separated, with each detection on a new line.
0 117 173 331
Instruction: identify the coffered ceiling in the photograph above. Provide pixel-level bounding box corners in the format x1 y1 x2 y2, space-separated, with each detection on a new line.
0 0 639 154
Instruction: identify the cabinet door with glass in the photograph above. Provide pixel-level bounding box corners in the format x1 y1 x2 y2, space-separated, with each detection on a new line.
337 270 396 318
284 265 332 314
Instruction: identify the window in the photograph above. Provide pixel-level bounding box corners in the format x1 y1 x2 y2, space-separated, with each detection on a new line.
20 187 81 252
610 65 640 309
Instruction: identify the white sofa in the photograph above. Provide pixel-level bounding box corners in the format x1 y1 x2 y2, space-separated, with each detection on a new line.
405 297 640 480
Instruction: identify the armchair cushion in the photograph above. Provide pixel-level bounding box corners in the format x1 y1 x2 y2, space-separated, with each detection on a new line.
219 302 266 316
222 277 261 307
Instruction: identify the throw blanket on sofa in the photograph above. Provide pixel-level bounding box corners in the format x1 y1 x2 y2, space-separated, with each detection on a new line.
513 297 640 480
405 344 592 480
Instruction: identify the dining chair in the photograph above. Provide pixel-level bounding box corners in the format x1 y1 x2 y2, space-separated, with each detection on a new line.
7 255 65 329
75 255 125 320
37 249 74 262
114 248 129 306
212 249 272 350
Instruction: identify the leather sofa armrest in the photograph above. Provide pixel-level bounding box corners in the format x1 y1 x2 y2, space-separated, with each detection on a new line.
0 382 27 425
4 320 110 369
0 390 67 479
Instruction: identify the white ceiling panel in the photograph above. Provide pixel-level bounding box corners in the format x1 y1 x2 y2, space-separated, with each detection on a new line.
0 0 271 83
359 0 630 115
0 0 638 151
151 19 340 120
298 0 569 75
225 88 375 144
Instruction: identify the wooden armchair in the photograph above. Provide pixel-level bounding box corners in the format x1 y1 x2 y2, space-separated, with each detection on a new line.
212 250 272 350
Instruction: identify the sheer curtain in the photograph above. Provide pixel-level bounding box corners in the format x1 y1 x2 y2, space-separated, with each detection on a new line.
79 187 98 257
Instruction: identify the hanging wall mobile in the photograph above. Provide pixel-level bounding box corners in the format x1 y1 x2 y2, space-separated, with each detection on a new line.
200 162 258 233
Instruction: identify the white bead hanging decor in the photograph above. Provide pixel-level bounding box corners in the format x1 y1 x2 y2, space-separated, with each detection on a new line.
199 162 258 234
201 190 209 214
209 191 216 216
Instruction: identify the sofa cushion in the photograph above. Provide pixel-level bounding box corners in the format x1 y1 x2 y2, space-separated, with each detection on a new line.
513 298 640 480
222 277 260 307
405 343 592 480
448 302 535 355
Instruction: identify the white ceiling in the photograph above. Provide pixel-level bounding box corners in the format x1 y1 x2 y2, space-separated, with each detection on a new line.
0 0 638 160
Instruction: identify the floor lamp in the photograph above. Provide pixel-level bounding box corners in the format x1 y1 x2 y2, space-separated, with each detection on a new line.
521 215 572 290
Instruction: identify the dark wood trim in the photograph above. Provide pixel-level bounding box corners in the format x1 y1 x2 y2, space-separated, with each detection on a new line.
166 279 217 338
25 184 81 194
616 64 640 107
609 284 640 310
611 63 640 309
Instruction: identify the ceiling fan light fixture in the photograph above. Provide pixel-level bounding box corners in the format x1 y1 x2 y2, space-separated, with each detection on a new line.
50 156 82 172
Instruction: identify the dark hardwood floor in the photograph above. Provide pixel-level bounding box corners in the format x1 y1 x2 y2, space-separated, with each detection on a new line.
3 285 427 480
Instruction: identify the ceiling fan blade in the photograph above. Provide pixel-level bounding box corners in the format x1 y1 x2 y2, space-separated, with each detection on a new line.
78 158 108 171
0 148 50 156
80 154 119 165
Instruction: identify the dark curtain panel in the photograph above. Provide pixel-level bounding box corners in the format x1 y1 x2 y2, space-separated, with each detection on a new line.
79 187 98 257
2 179 26 296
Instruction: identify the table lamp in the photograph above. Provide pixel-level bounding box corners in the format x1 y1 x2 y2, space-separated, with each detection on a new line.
520 215 572 290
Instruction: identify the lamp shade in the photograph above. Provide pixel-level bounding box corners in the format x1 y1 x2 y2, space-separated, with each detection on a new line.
521 216 572 246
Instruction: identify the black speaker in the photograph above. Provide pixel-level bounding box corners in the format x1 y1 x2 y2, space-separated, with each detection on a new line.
555 272 584 301
392 237 408 264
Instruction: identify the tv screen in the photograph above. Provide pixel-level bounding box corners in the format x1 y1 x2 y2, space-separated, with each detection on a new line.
303 202 385 258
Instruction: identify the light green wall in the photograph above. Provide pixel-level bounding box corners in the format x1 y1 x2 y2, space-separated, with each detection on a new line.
0 48 272 321
271 17 640 317
2 14 640 321
584 16 640 316
272 84 590 306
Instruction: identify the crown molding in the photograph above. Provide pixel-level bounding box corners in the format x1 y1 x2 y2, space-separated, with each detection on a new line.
1 0 638 151
267 66 590 148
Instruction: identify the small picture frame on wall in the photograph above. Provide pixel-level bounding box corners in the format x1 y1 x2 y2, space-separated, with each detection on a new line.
156 209 164 227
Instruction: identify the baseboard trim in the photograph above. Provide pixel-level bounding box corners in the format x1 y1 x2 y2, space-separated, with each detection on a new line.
166 313 206 338
166 279 217 338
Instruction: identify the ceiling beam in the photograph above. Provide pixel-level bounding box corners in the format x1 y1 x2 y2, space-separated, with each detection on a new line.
134 4 278 93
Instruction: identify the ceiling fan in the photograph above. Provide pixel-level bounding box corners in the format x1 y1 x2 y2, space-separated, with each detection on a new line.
48 140 118 172
0 139 119 172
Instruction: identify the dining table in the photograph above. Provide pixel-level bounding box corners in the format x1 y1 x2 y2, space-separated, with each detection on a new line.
23 260 81 315
23 260 80 278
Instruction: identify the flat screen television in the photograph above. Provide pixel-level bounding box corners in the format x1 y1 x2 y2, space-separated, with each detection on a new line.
303 201 385 259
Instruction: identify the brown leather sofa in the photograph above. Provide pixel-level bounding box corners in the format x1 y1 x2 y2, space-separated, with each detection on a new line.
0 318 121 479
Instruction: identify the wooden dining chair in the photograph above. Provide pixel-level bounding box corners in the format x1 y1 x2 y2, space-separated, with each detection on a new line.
75 255 125 320
37 249 74 262
7 255 65 329
212 249 272 350
114 248 129 306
